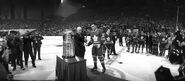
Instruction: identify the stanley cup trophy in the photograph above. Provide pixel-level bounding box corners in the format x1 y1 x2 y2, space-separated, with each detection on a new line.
62 29 75 58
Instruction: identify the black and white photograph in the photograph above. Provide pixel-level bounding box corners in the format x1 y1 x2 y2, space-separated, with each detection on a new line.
0 0 185 81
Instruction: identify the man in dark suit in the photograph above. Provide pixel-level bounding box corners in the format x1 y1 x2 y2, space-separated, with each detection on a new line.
74 27 86 58
32 32 44 60
6 31 18 71
111 29 118 55
145 32 150 53
14 32 25 70
118 29 123 47
23 32 36 68
146 32 153 54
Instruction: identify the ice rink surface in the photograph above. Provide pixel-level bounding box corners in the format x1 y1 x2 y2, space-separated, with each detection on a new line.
12 36 180 81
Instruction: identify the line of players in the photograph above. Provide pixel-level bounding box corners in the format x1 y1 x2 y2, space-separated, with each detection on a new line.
125 30 176 57
86 25 185 76
0 30 43 75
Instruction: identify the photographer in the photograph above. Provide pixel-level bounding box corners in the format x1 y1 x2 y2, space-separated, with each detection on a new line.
23 32 36 68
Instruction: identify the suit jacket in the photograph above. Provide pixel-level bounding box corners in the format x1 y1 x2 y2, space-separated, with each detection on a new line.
146 35 153 45
74 33 86 58
32 35 44 46
173 35 182 49
23 35 33 50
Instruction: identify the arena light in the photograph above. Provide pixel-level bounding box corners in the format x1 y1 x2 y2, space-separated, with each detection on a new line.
61 0 64 3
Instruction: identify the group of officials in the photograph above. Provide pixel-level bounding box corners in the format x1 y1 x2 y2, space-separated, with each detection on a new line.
0 30 43 78
125 30 174 56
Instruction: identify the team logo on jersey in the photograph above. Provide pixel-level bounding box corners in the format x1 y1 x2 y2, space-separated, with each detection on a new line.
107 37 111 41
93 35 98 41
141 36 144 39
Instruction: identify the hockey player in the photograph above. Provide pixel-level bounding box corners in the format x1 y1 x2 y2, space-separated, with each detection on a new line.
125 31 132 52
159 32 167 56
87 24 106 73
152 32 159 55
138 31 145 53
101 31 106 58
104 29 113 59
131 32 139 53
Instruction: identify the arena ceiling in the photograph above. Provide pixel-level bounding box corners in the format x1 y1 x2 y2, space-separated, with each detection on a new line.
0 0 184 7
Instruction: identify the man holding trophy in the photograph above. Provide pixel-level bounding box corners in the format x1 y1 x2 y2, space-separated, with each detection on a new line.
74 27 87 58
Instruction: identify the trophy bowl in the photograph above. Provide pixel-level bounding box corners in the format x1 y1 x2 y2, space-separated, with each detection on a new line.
62 29 75 59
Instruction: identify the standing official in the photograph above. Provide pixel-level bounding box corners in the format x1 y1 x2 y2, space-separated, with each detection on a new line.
118 29 123 47
6 31 17 71
23 32 36 68
32 32 44 60
74 27 86 58
14 32 25 70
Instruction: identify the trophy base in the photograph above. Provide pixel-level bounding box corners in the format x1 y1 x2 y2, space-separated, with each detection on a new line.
62 55 75 59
